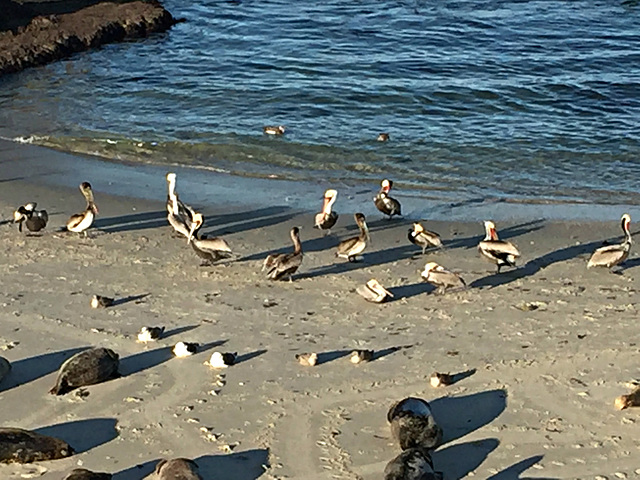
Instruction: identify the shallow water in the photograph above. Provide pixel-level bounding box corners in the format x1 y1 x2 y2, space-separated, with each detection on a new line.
1 0 639 206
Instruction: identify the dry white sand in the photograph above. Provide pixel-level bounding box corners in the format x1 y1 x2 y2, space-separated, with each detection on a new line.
1 145 640 480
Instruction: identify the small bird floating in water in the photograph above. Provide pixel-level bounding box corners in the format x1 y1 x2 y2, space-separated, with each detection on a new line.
429 372 454 388
356 279 393 303
350 349 374 364
408 222 442 254
374 179 402 219
208 351 237 368
588 213 632 271
265 227 303 281
187 212 233 265
478 221 520 273
336 213 370 262
173 342 198 357
263 125 286 135
377 133 390 142
14 202 48 233
67 182 98 236
420 262 466 295
314 189 339 235
137 326 165 343
296 352 318 366
91 295 114 309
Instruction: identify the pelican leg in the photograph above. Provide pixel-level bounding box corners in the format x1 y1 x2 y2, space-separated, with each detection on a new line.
422 246 427 255
496 264 502 274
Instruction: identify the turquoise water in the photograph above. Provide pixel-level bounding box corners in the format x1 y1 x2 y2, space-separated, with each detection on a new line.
1 0 639 205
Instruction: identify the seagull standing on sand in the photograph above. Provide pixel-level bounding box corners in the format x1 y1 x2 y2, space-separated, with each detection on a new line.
477 221 520 273
314 189 339 235
588 213 632 270
66 182 98 236
374 179 402 219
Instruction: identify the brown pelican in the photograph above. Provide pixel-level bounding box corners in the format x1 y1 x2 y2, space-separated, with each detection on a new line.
588 214 632 270
14 203 48 233
336 213 370 262
187 213 233 265
478 221 520 273
356 279 394 303
295 352 318 366
265 227 303 281
408 222 442 254
420 262 466 294
166 173 197 237
263 125 286 135
377 133 390 142
387 397 443 451
314 189 339 234
384 448 443 480
374 179 402 219
350 349 373 364
67 182 98 236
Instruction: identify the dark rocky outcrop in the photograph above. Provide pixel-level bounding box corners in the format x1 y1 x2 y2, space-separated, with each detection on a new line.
0 0 178 76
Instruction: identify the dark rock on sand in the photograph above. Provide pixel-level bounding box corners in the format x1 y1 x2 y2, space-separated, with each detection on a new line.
0 428 74 464
49 347 120 395
0 0 178 76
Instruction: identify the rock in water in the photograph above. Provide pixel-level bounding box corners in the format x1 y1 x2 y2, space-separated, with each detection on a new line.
154 458 203 480
0 428 74 464
49 347 119 395
387 397 443 451
64 469 112 480
0 356 10 384
384 448 443 480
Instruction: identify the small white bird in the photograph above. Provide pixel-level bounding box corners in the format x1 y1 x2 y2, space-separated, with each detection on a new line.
173 342 199 357
350 350 374 364
137 326 165 343
296 352 318 366
208 351 237 368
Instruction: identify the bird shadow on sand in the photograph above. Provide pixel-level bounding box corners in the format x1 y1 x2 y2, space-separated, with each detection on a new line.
619 256 640 272
372 346 407 361
112 449 269 480
236 349 267 364
35 418 118 454
431 389 507 445
486 455 552 480
434 438 500 480
446 368 477 385
120 340 226 376
161 325 199 340
0 346 89 393
94 211 168 233
206 211 298 237
470 238 606 290
317 349 352 365
389 281 434 300
113 293 150 306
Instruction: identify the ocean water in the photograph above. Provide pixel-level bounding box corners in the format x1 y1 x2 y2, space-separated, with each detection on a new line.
1 0 640 207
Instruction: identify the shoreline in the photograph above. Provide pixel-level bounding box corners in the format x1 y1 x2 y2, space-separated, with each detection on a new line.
1 138 639 224
0 134 639 478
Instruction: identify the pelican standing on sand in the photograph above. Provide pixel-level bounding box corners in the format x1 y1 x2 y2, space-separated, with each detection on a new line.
336 213 370 262
166 173 197 238
588 213 632 270
14 203 48 233
356 279 394 303
265 227 303 281
187 212 233 265
314 189 339 235
421 262 466 294
408 222 442 254
478 221 520 273
66 182 98 236
374 179 402 219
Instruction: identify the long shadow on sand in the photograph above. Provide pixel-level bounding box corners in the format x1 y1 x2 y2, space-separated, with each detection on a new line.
434 438 500 480
236 349 267 364
162 325 199 340
389 281 434 300
35 418 118 453
470 238 609 290
317 349 352 365
94 211 168 233
119 340 226 376
430 389 507 445
113 293 150 306
0 346 89 393
112 449 269 480
487 455 553 480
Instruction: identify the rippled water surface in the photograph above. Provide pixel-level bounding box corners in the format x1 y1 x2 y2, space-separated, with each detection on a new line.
1 0 640 204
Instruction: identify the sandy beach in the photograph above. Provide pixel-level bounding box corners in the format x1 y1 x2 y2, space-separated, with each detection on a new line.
1 140 640 480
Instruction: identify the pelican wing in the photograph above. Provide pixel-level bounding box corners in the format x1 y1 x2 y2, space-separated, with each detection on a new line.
588 243 630 268
479 240 520 258
316 212 338 230
356 284 385 303
267 252 302 280
336 235 365 257
427 270 465 289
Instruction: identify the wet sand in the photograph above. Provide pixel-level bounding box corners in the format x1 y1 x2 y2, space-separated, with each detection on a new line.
0 140 639 479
